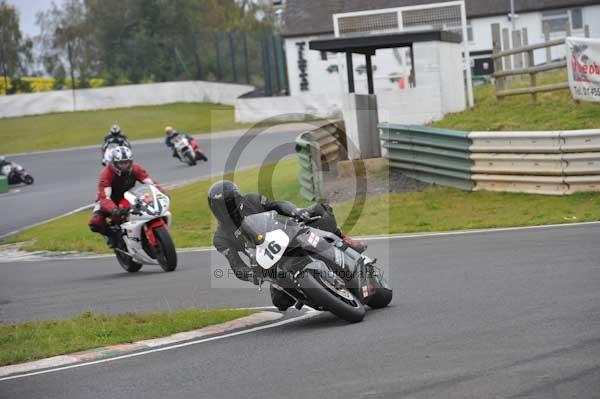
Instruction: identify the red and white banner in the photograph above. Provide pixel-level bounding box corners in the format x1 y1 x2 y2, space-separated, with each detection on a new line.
567 37 600 102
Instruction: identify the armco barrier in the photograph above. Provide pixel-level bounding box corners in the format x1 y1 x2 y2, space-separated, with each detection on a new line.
0 176 7 194
380 123 600 195
379 123 474 190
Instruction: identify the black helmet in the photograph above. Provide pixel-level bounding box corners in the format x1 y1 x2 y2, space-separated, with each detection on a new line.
110 124 121 136
208 180 243 228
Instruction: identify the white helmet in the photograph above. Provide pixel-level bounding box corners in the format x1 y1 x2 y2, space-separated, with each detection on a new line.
110 146 133 176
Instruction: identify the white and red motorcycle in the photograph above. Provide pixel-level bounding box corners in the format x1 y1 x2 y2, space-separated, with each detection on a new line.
109 184 177 273
172 135 198 166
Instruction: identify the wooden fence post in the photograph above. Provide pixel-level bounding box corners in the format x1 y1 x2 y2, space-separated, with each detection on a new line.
544 28 551 63
585 24 590 38
522 28 537 104
502 28 512 72
491 23 504 97
512 30 523 70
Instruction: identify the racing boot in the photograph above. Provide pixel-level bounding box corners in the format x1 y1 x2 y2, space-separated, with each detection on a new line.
270 285 295 311
196 151 208 162
105 226 122 249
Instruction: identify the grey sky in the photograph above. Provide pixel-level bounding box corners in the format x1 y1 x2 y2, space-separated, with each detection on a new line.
6 0 53 37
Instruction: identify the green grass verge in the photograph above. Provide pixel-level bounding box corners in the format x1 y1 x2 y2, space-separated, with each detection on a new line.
334 188 599 236
5 159 600 253
0 308 255 366
433 71 600 131
0 102 248 154
4 159 309 253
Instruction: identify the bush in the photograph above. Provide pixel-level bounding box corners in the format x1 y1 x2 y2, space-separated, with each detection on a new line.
5 77 33 94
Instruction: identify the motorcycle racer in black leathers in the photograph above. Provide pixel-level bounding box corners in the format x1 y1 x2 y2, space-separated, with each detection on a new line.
208 180 367 310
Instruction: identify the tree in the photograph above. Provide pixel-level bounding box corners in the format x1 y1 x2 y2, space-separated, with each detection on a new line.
0 1 33 93
37 0 98 88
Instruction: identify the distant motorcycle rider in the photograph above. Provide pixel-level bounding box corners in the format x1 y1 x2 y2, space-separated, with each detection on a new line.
0 156 11 173
164 126 208 162
208 180 367 310
102 125 130 151
88 146 163 248
0 156 17 180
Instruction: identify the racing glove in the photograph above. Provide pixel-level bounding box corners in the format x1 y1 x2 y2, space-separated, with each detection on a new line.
111 206 130 221
295 208 313 222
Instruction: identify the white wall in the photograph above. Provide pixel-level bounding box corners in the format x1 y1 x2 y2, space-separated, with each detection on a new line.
378 41 465 125
0 81 254 119
237 40 466 125
235 93 342 123
285 36 411 98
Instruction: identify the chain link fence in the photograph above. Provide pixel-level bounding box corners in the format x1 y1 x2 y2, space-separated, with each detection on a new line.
122 31 288 97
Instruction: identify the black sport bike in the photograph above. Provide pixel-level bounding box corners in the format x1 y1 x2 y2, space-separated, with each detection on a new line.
241 211 392 323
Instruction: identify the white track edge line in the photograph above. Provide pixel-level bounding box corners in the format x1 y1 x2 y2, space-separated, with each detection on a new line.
0 310 319 382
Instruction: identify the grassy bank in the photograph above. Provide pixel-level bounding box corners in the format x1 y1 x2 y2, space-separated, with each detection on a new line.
0 308 255 366
0 102 247 154
5 159 600 254
433 71 600 131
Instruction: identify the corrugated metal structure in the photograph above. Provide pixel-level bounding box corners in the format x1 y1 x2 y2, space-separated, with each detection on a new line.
295 122 346 200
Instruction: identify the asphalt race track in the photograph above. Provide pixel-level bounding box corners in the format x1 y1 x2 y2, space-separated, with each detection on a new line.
1 224 599 398
0 124 306 237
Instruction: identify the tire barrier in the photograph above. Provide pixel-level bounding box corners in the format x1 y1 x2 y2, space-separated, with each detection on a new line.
380 123 600 195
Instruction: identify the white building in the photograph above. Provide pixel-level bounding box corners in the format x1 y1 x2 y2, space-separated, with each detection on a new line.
282 0 600 97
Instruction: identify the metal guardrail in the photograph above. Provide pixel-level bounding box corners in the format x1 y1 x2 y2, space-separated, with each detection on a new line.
380 123 600 195
0 176 7 194
379 123 474 190
295 121 345 201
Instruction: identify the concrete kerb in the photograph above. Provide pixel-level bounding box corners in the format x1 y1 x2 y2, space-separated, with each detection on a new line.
0 310 284 379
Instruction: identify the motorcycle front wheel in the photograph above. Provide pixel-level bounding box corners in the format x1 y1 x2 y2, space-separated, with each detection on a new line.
23 175 34 185
185 151 196 166
115 243 143 273
298 271 365 323
154 226 177 272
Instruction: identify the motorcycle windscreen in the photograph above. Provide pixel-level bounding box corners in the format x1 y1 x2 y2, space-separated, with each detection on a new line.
129 184 169 215
240 211 301 245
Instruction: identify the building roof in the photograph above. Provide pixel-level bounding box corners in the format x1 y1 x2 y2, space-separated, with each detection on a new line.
282 0 600 37
309 30 461 54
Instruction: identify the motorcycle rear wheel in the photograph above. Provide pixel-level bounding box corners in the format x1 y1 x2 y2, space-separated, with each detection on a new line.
154 226 177 272
298 271 365 323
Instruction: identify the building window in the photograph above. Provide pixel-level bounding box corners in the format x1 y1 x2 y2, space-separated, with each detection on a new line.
542 9 569 33
571 8 583 30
